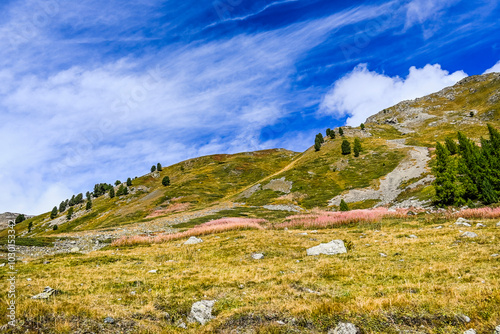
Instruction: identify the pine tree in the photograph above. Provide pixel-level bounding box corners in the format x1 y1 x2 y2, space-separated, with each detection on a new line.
360 123 365 130
66 207 74 220
445 137 458 155
109 187 115 198
127 178 132 186
116 184 125 196
115 180 121 186
341 139 351 155
86 199 92 210
75 193 83 204
339 199 349 211
314 142 321 152
15 214 26 224
69 195 76 206
53 224 58 231
353 138 362 157
162 176 171 186
339 127 344 136
157 163 163 171
50 206 58 219
151 165 156 173
326 128 331 137
59 201 67 213
432 142 459 205
86 191 91 200
329 130 336 139
123 186 129 195
480 178 498 204
28 221 33 232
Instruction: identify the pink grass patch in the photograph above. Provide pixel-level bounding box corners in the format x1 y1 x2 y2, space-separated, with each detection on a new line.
451 207 500 219
278 207 409 229
112 217 267 246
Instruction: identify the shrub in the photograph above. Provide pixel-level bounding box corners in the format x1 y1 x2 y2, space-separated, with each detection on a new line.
86 199 92 210
340 199 349 211
162 176 171 186
360 123 365 130
53 225 58 231
15 214 26 224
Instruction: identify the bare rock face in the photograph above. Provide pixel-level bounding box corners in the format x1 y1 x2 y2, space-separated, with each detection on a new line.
187 300 216 325
328 322 360 334
0 212 34 230
184 236 203 245
263 177 292 194
307 240 347 256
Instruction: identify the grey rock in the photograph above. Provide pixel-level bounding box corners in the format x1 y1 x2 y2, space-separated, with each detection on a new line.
494 325 500 334
148 269 158 274
492 254 499 257
328 322 360 334
455 218 471 227
176 320 187 329
0 263 5 267
463 330 476 334
184 236 203 245
408 234 418 239
104 317 115 324
32 286 59 299
187 300 216 325
380 253 387 257
307 240 347 256
497 222 500 227
70 247 80 252
434 225 443 229
476 223 486 228
456 314 471 323
251 253 264 260
263 204 302 212
461 231 478 238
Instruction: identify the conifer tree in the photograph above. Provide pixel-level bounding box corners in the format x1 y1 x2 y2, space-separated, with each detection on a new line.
157 163 162 171
75 193 83 204
151 165 156 173
360 123 365 130
53 224 58 231
162 176 171 186
445 137 458 155
109 187 115 198
115 180 121 186
15 214 26 224
341 139 351 155
86 199 92 210
59 201 67 213
50 206 58 219
339 199 349 211
338 127 344 136
66 207 74 220
28 221 33 232
116 184 125 196
329 130 336 139
326 128 331 137
127 178 132 186
353 138 362 157
433 142 459 205
314 142 321 152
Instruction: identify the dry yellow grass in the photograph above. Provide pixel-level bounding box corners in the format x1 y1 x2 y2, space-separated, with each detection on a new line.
1 217 499 333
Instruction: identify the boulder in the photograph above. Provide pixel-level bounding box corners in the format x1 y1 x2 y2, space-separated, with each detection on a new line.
148 269 158 274
104 317 115 324
456 314 471 323
408 235 418 239
70 247 80 252
187 300 216 325
461 232 478 238
476 223 486 228
463 330 476 334
251 253 264 260
32 286 60 299
307 240 347 256
184 236 203 245
328 322 360 334
495 325 500 334
455 218 471 227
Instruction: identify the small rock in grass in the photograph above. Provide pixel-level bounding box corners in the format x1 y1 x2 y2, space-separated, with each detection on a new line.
32 287 60 299
456 314 471 323
461 232 478 238
491 254 499 257
494 325 500 334
252 253 264 260
0 263 5 267
497 222 500 227
408 235 418 239
463 330 476 334
434 226 443 229
380 253 387 257
187 300 216 325
298 232 308 235
176 320 187 329
104 317 115 324
476 223 486 228
184 236 203 245
328 321 360 334
276 320 285 325
307 240 347 256
148 269 158 274
26 278 32 281
70 247 80 252
455 218 471 227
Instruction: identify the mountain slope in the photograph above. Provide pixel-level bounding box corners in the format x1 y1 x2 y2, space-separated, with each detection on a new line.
5 72 500 238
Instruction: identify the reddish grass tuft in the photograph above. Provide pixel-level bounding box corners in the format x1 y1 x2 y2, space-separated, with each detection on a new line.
112 217 267 246
277 207 409 229
451 207 500 219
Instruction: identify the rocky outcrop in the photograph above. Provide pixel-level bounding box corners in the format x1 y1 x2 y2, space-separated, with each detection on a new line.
0 212 34 230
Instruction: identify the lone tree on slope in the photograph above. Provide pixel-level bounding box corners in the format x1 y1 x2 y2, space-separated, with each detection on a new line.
353 138 362 157
340 199 349 211
341 139 351 155
162 176 171 186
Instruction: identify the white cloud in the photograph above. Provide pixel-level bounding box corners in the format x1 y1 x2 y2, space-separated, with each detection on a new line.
404 0 461 38
319 63 467 126
484 60 500 74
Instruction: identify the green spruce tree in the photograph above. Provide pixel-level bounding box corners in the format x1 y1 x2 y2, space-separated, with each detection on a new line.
445 137 458 155
109 187 115 198
66 207 74 220
127 177 132 186
151 165 156 173
338 127 344 136
50 206 58 219
86 198 92 210
341 139 351 155
360 123 365 130
157 163 163 171
353 138 362 157
339 199 349 211
162 176 171 186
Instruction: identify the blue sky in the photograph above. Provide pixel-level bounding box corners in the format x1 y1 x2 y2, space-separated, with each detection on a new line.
0 0 499 214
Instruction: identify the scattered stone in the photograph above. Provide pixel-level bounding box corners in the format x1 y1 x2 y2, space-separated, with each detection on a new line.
0 263 5 267
276 320 285 325
176 320 187 329
187 300 216 325
43 261 50 264
328 322 360 334
184 236 203 245
463 330 476 334
298 232 308 235
32 287 59 299
263 204 302 212
104 317 115 324
497 222 500 227
262 177 293 193
26 278 32 281
380 253 387 257
408 235 418 239
494 325 500 334
461 232 478 238
70 247 80 252
455 218 471 227
434 226 443 229
251 253 264 260
148 270 158 274
307 240 347 256
492 254 499 257
476 223 486 228
456 314 471 323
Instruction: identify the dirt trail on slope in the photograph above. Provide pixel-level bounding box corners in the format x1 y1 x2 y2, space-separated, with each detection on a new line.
329 139 433 207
